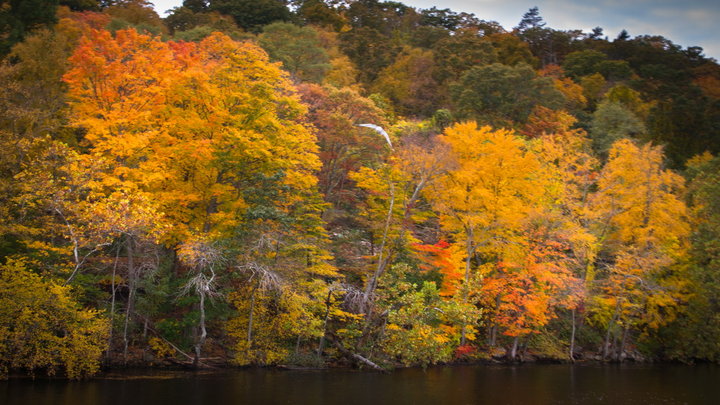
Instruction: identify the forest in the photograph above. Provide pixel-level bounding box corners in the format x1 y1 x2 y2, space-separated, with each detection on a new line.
1 0 720 379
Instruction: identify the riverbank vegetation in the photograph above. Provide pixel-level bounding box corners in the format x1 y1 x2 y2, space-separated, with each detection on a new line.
1 0 720 378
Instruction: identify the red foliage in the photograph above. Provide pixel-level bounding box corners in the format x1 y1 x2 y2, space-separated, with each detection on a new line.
413 240 462 297
454 344 476 359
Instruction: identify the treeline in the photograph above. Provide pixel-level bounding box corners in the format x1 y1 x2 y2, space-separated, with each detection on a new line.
1 0 720 379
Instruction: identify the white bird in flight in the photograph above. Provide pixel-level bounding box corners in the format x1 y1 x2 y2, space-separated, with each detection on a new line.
358 123 393 149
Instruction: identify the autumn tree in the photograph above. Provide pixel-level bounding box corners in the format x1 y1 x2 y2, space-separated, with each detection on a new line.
481 231 575 360
0 28 76 255
378 264 478 366
350 132 449 314
589 139 690 360
427 122 544 344
0 259 109 379
64 29 332 365
486 32 537 66
105 0 165 33
167 34 332 364
529 108 598 359
314 28 360 90
298 83 387 209
371 46 441 117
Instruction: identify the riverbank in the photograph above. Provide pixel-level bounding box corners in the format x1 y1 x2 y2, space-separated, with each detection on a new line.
94 348 674 376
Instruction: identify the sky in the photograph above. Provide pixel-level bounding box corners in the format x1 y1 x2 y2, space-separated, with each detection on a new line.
149 0 720 60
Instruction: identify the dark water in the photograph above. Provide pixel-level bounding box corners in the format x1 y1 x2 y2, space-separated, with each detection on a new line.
2 364 719 405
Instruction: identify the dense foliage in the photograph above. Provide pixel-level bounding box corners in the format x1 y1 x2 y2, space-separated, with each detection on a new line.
1 0 719 378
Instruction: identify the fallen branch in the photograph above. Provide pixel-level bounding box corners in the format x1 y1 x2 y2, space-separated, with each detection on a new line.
328 336 387 373
133 312 214 368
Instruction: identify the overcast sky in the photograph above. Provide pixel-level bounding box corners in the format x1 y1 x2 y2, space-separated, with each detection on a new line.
150 0 719 60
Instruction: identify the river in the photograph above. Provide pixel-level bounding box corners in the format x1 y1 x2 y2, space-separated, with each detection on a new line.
2 364 719 404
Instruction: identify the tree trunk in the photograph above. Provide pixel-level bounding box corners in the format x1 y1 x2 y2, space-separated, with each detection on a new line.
107 242 121 360
603 304 620 360
611 328 620 361
362 183 395 315
602 323 612 360
247 286 257 349
509 336 519 361
194 291 207 367
617 325 629 362
317 290 332 357
328 336 386 372
123 237 135 363
569 308 577 362
460 229 474 346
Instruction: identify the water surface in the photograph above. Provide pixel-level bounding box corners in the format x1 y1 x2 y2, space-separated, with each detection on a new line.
2 364 718 404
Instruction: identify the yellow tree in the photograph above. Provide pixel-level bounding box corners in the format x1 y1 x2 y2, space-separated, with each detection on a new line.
350 133 448 314
165 35 334 364
531 108 599 360
589 139 690 360
65 28 327 259
426 122 544 344
64 29 333 364
371 46 441 117
0 259 109 379
346 131 484 364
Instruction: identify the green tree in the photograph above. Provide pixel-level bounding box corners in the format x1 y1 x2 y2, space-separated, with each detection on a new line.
562 50 608 79
209 0 290 32
59 0 99 11
183 0 209 13
0 0 59 55
590 101 645 155
165 7 209 33
562 50 633 81
514 7 577 66
664 154 720 361
515 6 544 32
258 22 330 83
294 0 345 30
340 25 399 86
451 63 565 126
431 30 497 84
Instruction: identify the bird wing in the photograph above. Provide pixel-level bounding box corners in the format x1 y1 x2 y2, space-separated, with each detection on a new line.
358 123 393 148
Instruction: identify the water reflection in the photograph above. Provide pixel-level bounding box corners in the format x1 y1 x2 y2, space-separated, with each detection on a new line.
2 364 718 404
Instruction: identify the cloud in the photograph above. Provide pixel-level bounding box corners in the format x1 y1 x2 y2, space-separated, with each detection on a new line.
150 0 182 16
